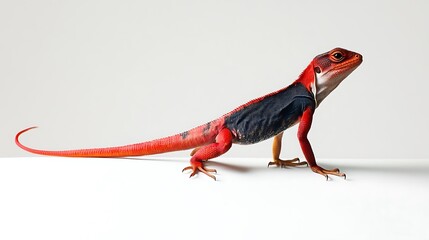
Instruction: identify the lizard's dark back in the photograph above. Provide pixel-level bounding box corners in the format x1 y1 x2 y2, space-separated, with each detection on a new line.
224 82 315 144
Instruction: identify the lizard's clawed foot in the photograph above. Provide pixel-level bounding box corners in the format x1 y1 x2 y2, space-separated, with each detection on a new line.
311 166 346 180
182 160 217 181
267 158 308 168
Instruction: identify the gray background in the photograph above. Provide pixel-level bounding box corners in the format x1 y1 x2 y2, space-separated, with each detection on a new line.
1 0 428 159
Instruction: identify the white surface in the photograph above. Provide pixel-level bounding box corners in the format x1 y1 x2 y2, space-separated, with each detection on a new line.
1 0 429 159
1 157 428 240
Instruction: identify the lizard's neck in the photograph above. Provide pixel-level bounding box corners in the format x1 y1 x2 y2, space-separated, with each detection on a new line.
314 74 343 105
314 65 358 106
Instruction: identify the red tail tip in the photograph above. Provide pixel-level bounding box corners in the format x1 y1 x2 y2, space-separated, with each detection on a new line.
15 126 38 145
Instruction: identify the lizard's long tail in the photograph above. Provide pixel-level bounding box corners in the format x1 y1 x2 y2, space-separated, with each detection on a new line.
15 124 220 158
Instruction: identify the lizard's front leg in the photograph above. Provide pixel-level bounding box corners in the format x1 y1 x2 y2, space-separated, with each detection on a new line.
298 108 346 180
267 132 308 168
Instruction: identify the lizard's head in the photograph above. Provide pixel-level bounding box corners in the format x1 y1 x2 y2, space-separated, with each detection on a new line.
312 47 363 105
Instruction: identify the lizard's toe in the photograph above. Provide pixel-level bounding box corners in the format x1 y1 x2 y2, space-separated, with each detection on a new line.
268 158 308 168
182 162 217 181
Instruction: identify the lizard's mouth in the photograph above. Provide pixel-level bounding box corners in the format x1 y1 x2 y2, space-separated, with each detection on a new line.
323 55 362 81
333 54 363 73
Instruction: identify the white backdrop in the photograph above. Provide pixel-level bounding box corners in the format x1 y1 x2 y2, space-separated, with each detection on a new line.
1 0 428 159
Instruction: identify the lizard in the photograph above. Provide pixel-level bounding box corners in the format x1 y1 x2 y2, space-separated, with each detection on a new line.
15 47 363 180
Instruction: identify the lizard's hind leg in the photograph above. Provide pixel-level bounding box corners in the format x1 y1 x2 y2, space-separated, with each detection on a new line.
182 128 233 181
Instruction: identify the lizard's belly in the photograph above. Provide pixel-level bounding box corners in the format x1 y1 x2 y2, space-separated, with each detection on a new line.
231 117 298 144
226 111 301 145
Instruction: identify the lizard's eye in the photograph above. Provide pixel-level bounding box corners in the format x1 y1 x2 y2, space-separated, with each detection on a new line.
330 51 345 62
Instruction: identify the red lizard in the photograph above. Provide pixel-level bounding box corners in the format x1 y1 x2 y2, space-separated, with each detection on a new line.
16 47 362 180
